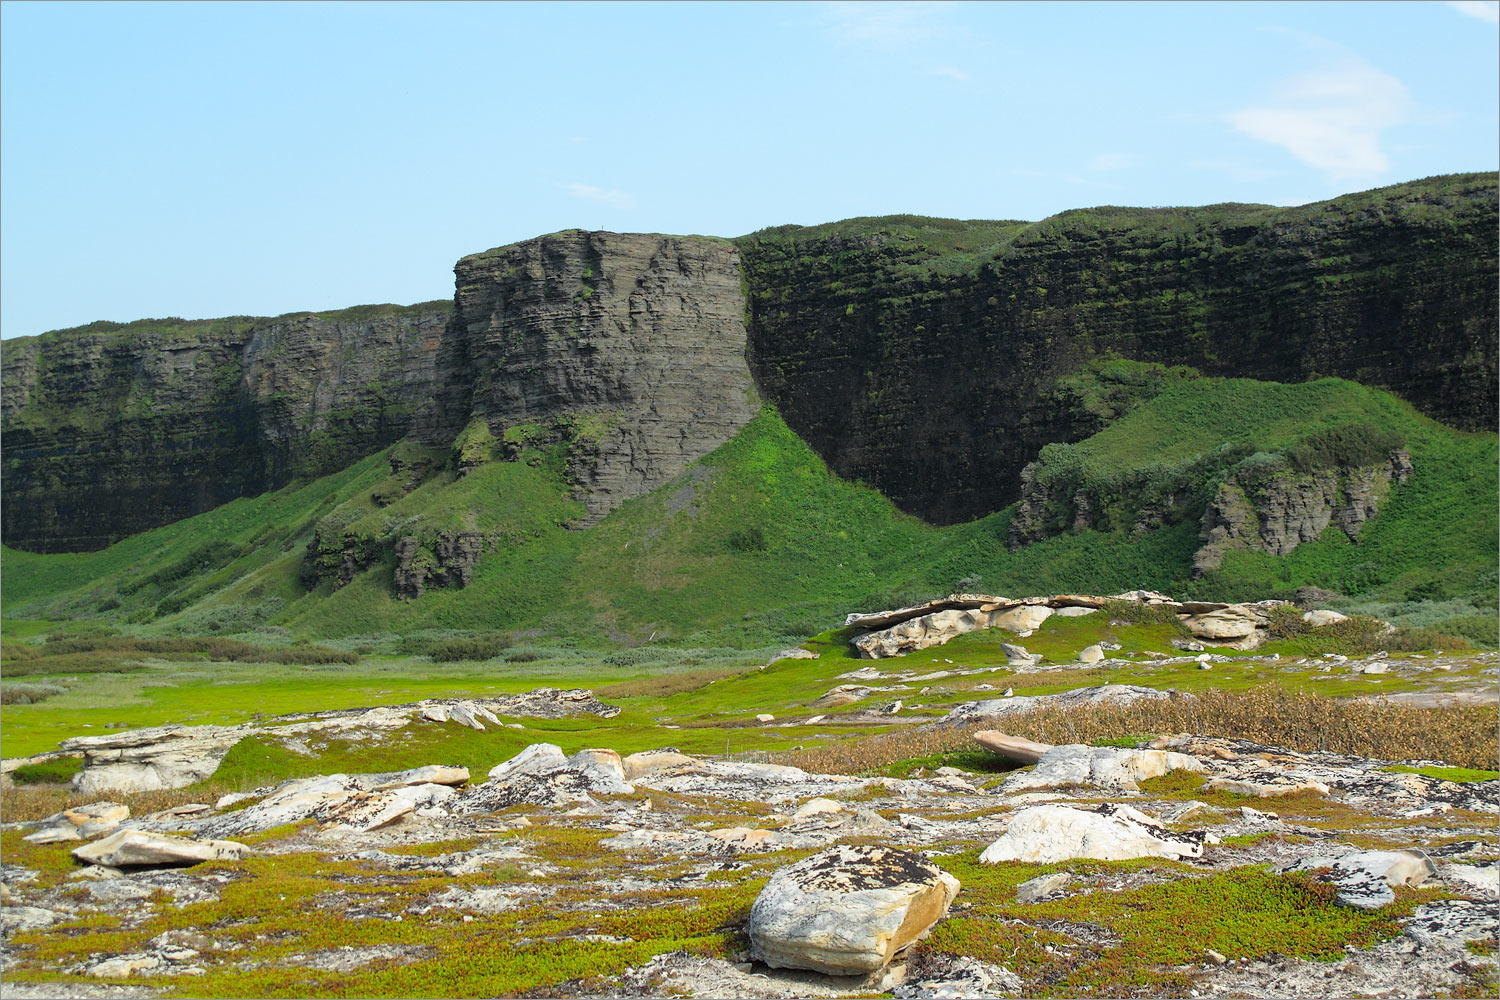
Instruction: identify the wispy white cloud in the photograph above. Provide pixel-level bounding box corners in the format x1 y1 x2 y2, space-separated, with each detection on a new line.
1229 55 1414 179
1189 159 1282 183
559 182 636 210
1064 174 1122 190
930 65 970 81
1087 152 1138 172
1445 0 1499 23
822 1 954 48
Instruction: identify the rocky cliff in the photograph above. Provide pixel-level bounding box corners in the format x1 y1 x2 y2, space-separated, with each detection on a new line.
738 173 1497 525
2 304 448 552
417 230 758 524
3 174 1494 554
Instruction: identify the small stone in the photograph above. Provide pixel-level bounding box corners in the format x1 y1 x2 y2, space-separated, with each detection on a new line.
1205 949 1228 965
755 714 775 723
793 798 845 821
1015 872 1071 903
1078 645 1105 664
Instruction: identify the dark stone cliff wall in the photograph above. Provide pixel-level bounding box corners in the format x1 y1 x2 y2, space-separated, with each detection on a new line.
2 305 449 552
737 174 1497 524
419 230 758 524
3 174 1494 552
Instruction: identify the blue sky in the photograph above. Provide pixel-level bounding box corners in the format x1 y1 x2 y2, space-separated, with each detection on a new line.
2 0 1495 338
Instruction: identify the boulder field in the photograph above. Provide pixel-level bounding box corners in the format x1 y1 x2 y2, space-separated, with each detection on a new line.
2 724 1495 997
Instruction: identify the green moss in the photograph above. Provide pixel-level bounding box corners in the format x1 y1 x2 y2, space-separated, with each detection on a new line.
1383 764 1500 783
8 757 83 785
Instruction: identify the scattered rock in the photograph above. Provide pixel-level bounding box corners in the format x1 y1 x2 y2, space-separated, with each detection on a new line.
942 685 1176 726
621 749 698 780
457 743 633 812
1000 643 1041 667
894 954 1024 998
792 798 846 821
55 690 615 794
1078 644 1105 664
811 686 871 709
1302 609 1349 627
1201 777 1331 799
1404 899 1500 947
748 845 960 975
1442 863 1499 897
979 804 1209 863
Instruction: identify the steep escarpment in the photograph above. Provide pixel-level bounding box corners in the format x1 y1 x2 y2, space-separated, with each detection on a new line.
1 304 449 552
418 230 758 524
738 173 1497 525
3 174 1494 555
297 231 758 599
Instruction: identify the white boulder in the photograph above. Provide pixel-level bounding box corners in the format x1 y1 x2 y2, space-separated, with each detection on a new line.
979 804 1207 863
748 844 960 974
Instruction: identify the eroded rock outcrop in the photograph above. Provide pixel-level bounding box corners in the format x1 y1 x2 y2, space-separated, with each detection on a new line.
1193 450 1413 574
848 590 1363 659
52 690 616 794
417 231 759 526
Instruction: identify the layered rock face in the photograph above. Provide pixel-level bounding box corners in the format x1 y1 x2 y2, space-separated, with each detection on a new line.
739 174 1497 524
418 230 758 524
1193 449 1414 574
2 304 449 552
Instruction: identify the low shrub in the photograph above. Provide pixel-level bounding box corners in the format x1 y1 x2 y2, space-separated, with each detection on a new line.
429 634 512 662
776 686 1498 773
0 682 67 705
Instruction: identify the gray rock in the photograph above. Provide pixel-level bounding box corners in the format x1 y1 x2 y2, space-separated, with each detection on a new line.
456 743 633 812
942 685 1175 726
1288 849 1436 910
748 844 960 975
979 804 1209 863
2 906 64 934
1002 744 1205 794
73 830 251 868
1015 872 1072 903
1404 899 1500 947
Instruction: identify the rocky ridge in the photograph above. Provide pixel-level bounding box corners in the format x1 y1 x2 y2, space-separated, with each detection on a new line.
844 589 1352 658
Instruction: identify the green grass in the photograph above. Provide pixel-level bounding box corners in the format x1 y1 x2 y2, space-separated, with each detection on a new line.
4 378 1494 648
1383 764 1500 784
920 856 1435 997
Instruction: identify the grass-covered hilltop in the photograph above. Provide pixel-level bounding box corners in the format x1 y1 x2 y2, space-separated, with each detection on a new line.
1 174 1496 1000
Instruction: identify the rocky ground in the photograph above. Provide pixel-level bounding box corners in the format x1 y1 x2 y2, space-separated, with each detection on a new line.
2 716 1495 998
2 592 1496 998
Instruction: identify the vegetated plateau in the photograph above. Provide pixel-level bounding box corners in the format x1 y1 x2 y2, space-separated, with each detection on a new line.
0 173 1496 1000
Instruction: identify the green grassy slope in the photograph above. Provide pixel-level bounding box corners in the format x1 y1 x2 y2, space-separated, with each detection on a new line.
4 379 1494 647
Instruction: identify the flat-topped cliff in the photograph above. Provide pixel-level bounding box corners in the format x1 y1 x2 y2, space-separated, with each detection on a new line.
3 173 1495 552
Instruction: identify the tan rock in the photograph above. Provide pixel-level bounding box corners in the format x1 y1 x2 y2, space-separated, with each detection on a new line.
972 732 1053 765
73 830 251 868
620 750 698 780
